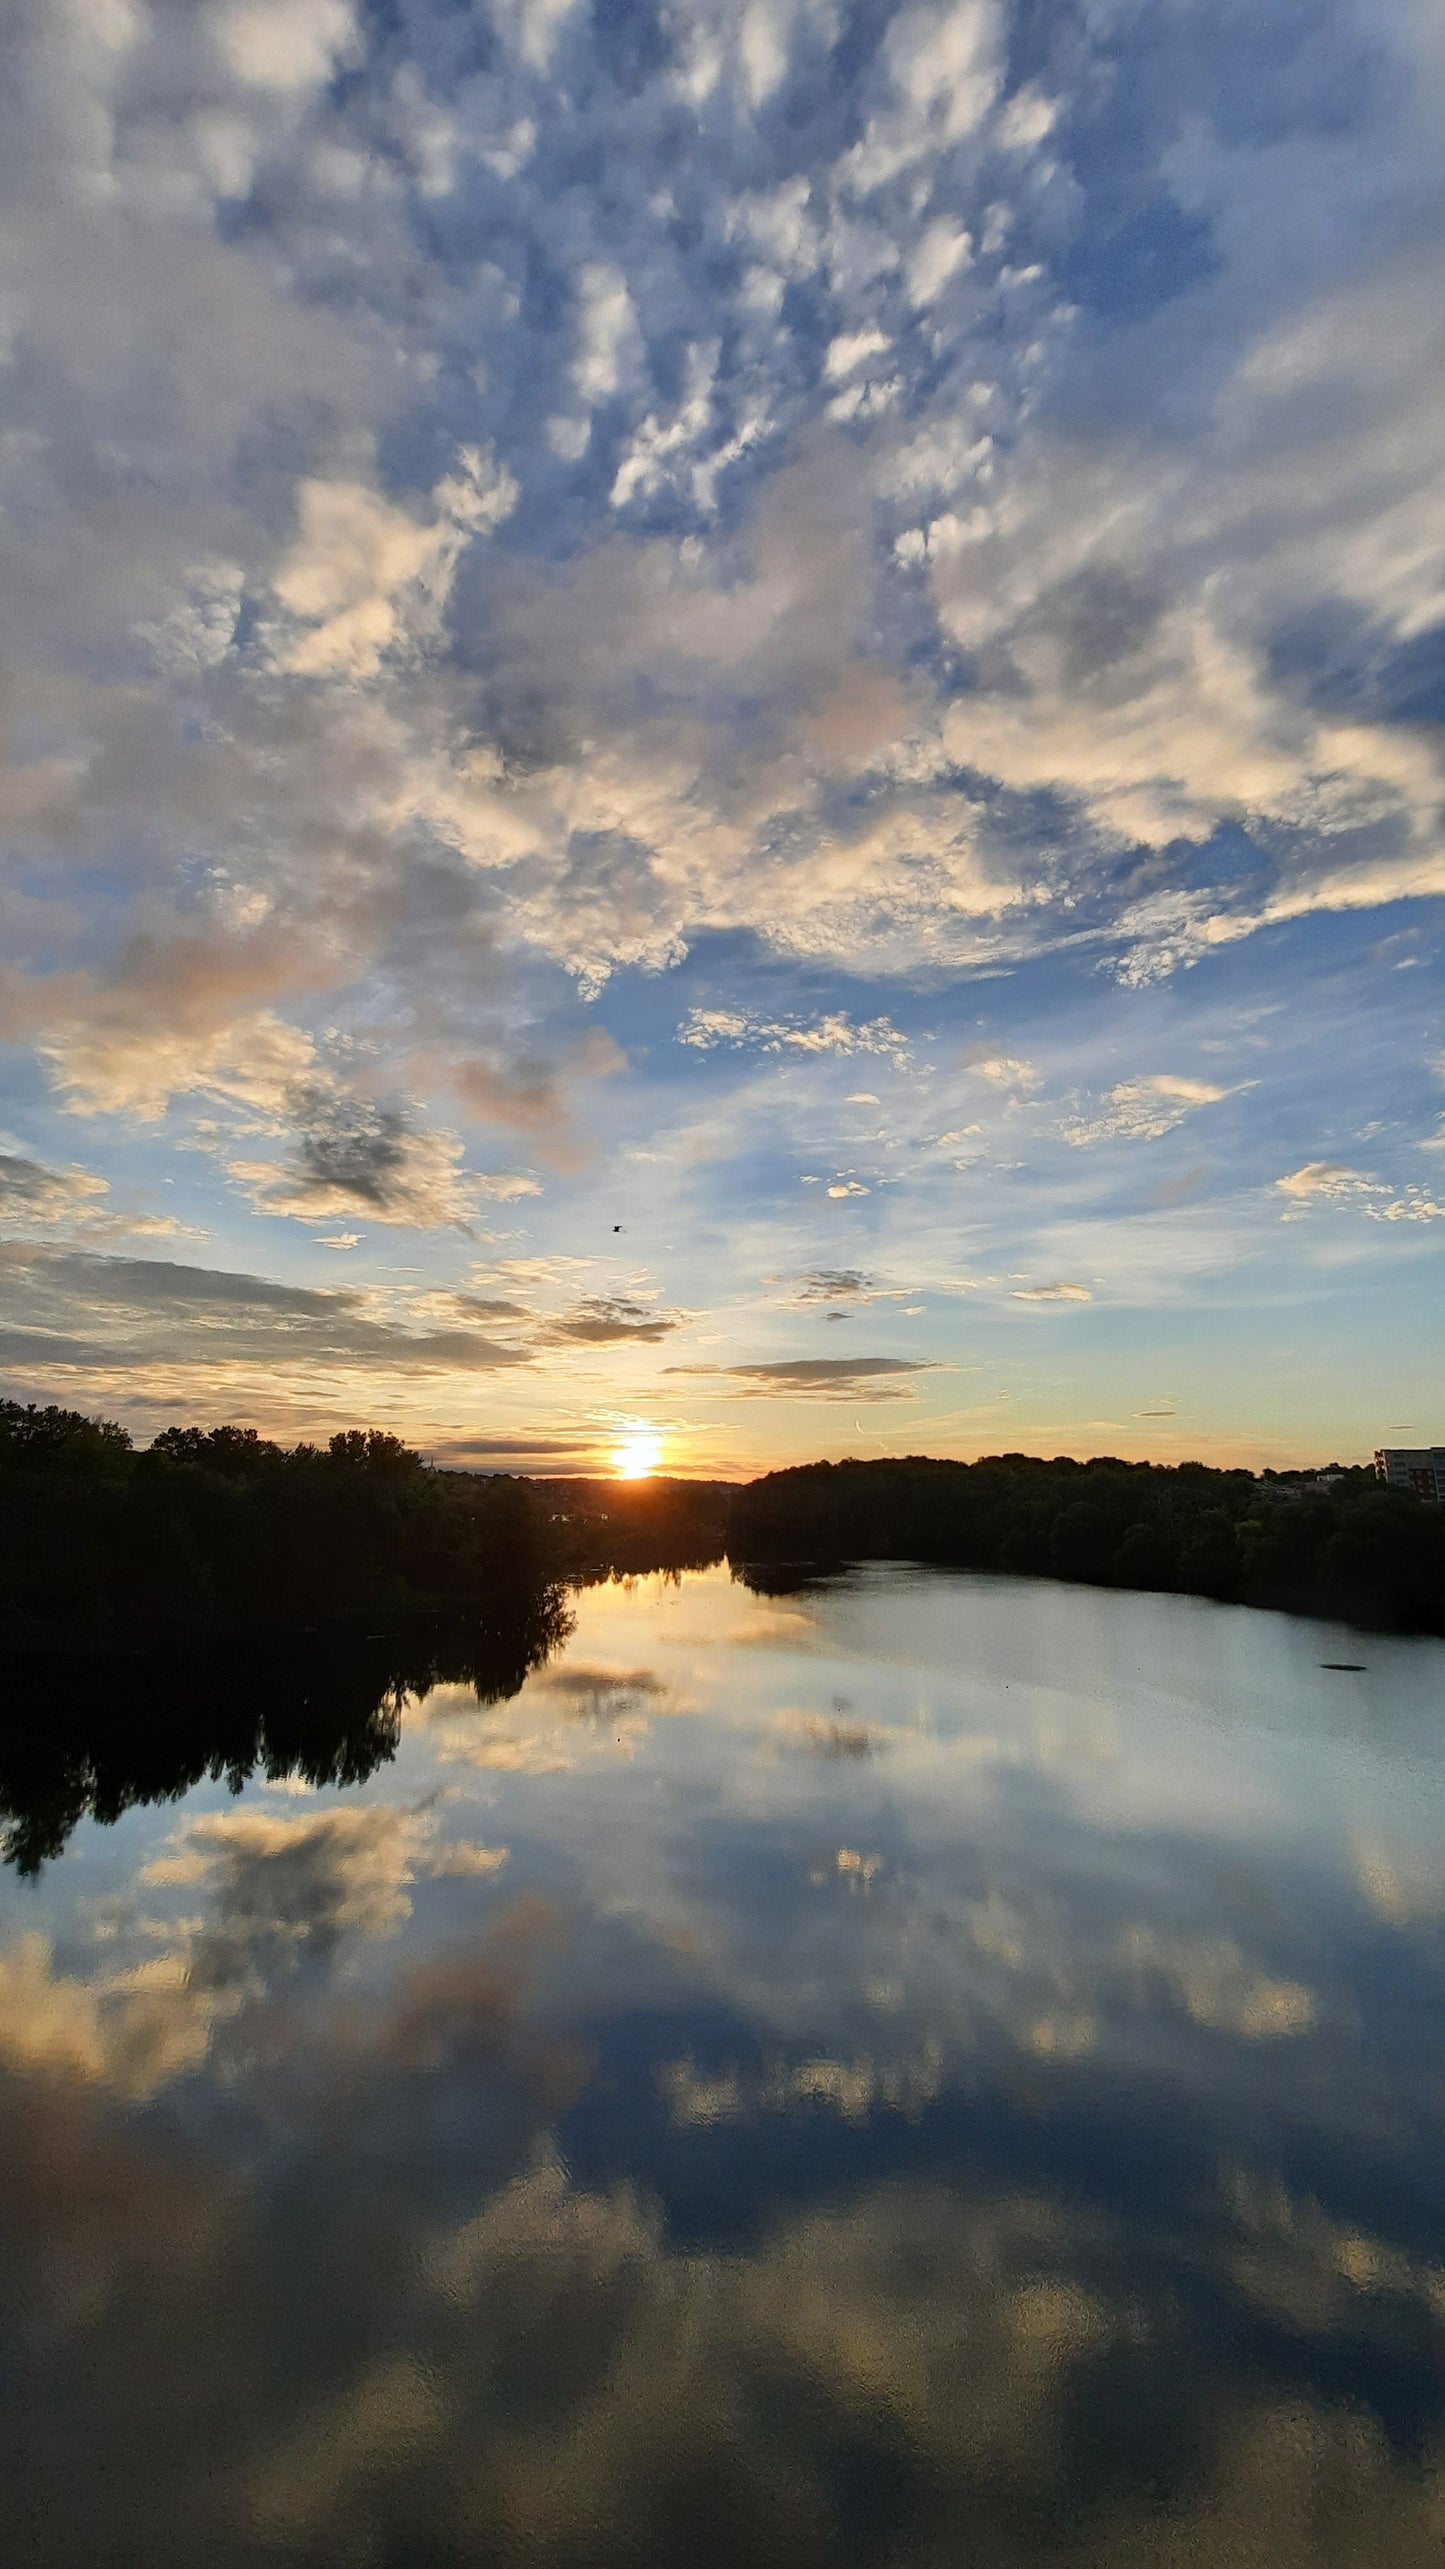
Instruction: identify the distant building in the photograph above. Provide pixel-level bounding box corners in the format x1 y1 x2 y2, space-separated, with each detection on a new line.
1375 1448 1445 1502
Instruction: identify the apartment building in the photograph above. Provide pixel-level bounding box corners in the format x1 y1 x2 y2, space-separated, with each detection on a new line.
1374 1448 1445 1501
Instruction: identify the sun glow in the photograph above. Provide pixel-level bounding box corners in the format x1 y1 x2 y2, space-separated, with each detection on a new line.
611 1427 663 1481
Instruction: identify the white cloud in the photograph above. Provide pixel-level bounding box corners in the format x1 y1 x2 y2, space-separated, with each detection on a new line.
1276 1162 1385 1205
967 1053 1039 1092
270 449 517 681
677 1007 913 1068
844 0 1003 190
572 266 643 408
1373 1190 1445 1222
1063 1076 1229 1147
824 327 892 381
211 0 356 94
905 219 973 307
44 1007 317 1125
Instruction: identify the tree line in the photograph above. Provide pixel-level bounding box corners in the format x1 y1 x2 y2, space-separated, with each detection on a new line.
0 1403 562 1651
4 1403 1443 1658
0 1402 735 1656
730 1454 1445 1633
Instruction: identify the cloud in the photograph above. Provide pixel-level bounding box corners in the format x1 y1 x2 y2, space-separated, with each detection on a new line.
1276 1163 1385 1205
669 1355 937 1400
431 1433 599 1466
0 1932 216 2097
1 0 1441 1038
228 1094 510 1231
0 1149 206 1245
268 448 517 681
543 1297 677 1346
678 1008 914 1070
788 1268 888 1306
965 1054 1040 1093
449 1031 625 1165
1275 1160 1445 1223
774 1710 888 1759
536 1664 674 1721
1010 1283 1093 1303
1370 1191 1445 1223
213 0 359 94
11 2082 1440 2569
0 1799 516 2100
0 1150 110 1230
1118 1926 1314 2041
0 1801 514 2097
141 1803 435 1990
0 0 1440 1460
1062 1077 1229 1147
0 1246 534 1384
32 942 324 1125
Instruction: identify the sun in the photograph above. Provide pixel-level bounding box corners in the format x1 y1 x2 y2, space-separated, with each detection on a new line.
611 1427 663 1481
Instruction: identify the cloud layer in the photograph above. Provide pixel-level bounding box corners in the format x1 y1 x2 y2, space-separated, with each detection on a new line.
1 0 1443 1461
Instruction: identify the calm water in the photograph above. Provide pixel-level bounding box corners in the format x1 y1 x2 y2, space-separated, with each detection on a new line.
4 1564 1445 2566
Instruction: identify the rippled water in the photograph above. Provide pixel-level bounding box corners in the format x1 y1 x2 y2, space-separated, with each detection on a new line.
4 1563 1445 2565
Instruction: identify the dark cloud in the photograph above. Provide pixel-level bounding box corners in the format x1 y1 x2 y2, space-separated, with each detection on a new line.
290 1096 415 1210
792 1269 877 1302
0 1151 108 1228
432 1436 600 1465
545 1297 676 1345
540 1664 671 1720
669 1356 937 1400
231 1090 493 1231
0 1247 532 1381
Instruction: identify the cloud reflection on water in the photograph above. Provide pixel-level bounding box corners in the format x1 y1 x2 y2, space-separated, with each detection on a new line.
1 1566 1443 2560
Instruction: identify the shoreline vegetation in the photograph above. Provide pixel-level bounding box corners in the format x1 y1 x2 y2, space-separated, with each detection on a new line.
4 1400 1442 1872
4 1399 1443 1646
729 1453 1445 1634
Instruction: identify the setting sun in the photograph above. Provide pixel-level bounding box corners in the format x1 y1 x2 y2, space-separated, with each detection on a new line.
611 1428 663 1481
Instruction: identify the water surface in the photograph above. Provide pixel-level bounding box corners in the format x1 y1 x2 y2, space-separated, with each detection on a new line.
4 1565 1444 2565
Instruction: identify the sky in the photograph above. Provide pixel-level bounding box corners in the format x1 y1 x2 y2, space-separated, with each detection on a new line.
1 0 1443 1476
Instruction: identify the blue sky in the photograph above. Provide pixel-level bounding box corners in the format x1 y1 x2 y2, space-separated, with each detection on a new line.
0 0 1442 1471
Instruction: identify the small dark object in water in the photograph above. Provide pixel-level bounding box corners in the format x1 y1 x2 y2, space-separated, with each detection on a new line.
1320 1661 1367 1672
613 1224 623 1231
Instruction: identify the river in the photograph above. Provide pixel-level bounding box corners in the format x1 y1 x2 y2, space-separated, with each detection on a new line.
3 1562 1443 2564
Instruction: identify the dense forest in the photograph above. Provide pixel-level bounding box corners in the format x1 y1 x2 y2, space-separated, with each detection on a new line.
731 1454 1445 1634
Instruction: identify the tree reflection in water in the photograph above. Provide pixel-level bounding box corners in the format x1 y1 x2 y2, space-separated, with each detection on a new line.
0 1585 574 1875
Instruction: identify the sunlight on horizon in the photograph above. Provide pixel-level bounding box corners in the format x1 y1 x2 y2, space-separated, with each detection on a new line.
611 1427 664 1481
